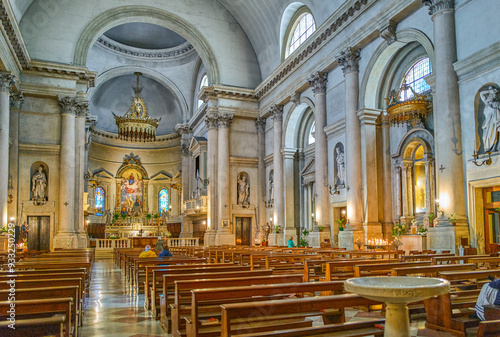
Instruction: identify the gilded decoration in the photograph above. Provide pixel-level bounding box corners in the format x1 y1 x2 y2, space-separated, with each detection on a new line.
385 80 429 126
113 72 160 142
115 153 149 215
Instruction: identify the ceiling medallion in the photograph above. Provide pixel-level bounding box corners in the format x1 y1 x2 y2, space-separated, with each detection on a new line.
113 72 161 142
385 80 429 126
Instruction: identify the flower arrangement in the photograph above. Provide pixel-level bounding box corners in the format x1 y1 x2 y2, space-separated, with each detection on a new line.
317 226 324 232
335 217 345 231
393 237 404 250
109 234 118 239
428 212 435 225
354 238 363 250
448 213 456 224
393 223 406 236
418 227 427 235
165 230 172 238
274 225 281 233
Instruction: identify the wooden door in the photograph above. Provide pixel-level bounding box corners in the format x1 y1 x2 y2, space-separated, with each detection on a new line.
483 186 500 253
27 216 50 251
235 217 251 246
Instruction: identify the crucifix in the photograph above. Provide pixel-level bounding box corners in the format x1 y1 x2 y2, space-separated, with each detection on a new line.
63 201 69 206
439 165 445 173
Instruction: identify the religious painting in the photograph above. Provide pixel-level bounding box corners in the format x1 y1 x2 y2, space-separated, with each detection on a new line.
158 189 169 215
95 186 105 216
120 168 144 215
221 219 229 228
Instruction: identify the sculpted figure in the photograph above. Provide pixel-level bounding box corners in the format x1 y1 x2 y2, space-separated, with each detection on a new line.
237 173 250 204
336 147 346 187
32 166 47 201
480 86 500 151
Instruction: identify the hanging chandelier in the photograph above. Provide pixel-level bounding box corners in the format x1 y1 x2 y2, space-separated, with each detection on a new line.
113 72 160 142
384 80 429 126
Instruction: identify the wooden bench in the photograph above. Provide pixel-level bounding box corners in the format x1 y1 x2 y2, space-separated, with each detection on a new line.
220 294 382 337
353 261 432 277
401 253 454 262
325 259 399 280
0 314 66 337
390 263 476 277
183 280 344 337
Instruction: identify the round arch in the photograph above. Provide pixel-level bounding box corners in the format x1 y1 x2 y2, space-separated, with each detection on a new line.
360 28 435 110
88 66 190 122
73 6 220 85
283 96 315 148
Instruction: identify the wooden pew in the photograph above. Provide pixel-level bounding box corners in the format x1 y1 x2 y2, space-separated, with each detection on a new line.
432 255 493 265
0 314 66 337
324 259 399 280
183 280 344 337
219 294 382 337
353 261 432 277
401 253 454 262
390 263 475 277
0 298 72 337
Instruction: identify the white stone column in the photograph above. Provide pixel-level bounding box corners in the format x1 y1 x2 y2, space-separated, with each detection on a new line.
423 0 466 225
307 72 330 231
175 124 192 237
0 74 14 228
255 117 267 242
54 97 79 249
271 105 284 245
357 108 382 239
337 48 364 249
204 114 218 246
8 93 23 224
215 114 234 245
283 148 298 244
381 114 394 239
75 101 88 248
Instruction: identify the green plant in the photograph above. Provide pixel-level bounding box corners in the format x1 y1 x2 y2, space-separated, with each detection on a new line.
298 237 309 247
1 227 8 233
393 223 406 236
146 213 152 220
120 213 127 220
113 213 120 221
302 229 309 237
335 216 346 231
448 213 456 223
318 226 324 231
153 213 160 219
428 212 434 224
418 227 427 235
274 225 281 233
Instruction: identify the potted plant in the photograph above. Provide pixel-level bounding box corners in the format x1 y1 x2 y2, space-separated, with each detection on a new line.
428 212 435 226
318 226 324 232
299 229 309 247
418 227 427 235
146 213 152 225
393 237 404 250
335 217 345 231
153 213 160 225
113 212 120 224
448 213 456 225
274 225 281 234
261 238 268 247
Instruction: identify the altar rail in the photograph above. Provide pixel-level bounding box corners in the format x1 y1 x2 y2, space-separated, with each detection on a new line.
96 239 131 249
166 237 199 247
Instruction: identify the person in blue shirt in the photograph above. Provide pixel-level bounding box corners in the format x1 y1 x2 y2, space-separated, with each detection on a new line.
288 236 295 248
159 247 173 257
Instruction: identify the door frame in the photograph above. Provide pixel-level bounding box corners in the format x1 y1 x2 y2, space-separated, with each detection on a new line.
235 216 252 246
482 186 500 253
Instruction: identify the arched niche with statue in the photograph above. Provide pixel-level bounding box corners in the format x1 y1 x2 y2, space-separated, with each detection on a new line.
115 153 149 216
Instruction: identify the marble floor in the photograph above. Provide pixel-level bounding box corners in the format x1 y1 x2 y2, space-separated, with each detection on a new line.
80 259 461 337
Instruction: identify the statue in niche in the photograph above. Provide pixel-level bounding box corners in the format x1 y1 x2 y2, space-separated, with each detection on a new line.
32 166 47 202
335 147 346 187
480 86 500 152
104 209 112 226
237 172 250 205
268 171 274 201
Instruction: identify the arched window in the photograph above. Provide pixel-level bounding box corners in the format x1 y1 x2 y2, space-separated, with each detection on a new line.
197 74 209 108
308 122 315 145
95 187 105 216
286 11 316 58
401 58 432 101
158 189 169 215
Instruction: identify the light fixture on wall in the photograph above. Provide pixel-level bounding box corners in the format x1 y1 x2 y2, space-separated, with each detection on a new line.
472 149 492 167
327 184 340 195
264 199 274 208
197 176 209 187
195 205 201 214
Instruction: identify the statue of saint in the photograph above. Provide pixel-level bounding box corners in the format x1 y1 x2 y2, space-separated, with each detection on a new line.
268 171 274 201
237 173 249 205
32 166 47 201
336 147 346 187
104 209 112 226
480 86 500 151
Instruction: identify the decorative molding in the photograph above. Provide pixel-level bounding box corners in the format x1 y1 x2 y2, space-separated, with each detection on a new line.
380 20 397 45
26 61 97 87
290 92 301 106
96 36 195 60
76 100 89 117
0 72 15 93
217 114 234 129
200 85 258 103
19 143 60 155
357 108 381 126
324 118 346 139
58 96 79 115
89 126 180 144
422 0 454 16
336 47 361 74
454 41 500 83
270 104 284 122
0 1 30 68
179 143 190 157
255 117 266 133
174 123 191 136
205 114 219 130
255 0 369 98
229 156 259 167
307 71 328 94
9 92 24 109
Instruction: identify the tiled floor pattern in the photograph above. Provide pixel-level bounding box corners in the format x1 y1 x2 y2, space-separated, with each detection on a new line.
81 259 467 337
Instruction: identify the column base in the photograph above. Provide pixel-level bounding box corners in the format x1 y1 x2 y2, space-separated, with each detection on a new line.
308 228 331 248
204 231 217 247
215 230 235 246
339 230 364 250
427 225 469 254
76 233 88 248
268 233 283 247
283 228 298 247
53 233 79 249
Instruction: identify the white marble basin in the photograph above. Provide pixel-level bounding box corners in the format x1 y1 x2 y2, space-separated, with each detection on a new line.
345 276 450 304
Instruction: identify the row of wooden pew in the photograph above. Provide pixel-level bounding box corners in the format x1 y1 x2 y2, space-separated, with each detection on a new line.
0 248 94 337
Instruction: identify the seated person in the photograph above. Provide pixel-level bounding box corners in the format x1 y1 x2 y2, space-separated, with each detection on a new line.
139 245 157 258
475 278 500 320
159 247 173 257
288 236 295 248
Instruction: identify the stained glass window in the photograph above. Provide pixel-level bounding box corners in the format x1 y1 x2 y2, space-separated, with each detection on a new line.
159 189 169 215
287 13 316 58
197 75 209 108
308 122 315 145
401 58 432 101
95 187 105 216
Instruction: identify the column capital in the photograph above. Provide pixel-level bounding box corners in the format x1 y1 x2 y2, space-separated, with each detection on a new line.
282 147 297 160
422 0 454 16
217 114 233 129
255 117 266 133
381 113 391 127
270 104 283 122
336 47 361 74
58 96 79 115
174 123 191 136
0 73 15 94
307 72 328 94
76 100 89 117
205 114 219 130
357 108 381 126
290 92 301 106
9 92 24 109
179 143 190 157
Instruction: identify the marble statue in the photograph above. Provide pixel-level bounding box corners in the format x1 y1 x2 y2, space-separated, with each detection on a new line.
480 86 500 151
336 147 346 187
268 171 274 200
32 166 47 201
237 173 250 204
104 209 112 226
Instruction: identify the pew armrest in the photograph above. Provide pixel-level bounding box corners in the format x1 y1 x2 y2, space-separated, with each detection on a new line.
484 305 500 320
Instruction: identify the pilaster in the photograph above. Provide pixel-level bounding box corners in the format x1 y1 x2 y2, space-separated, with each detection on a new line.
283 147 298 245
381 113 393 239
204 114 219 246
271 104 284 246
8 92 22 227
0 73 14 228
255 117 267 242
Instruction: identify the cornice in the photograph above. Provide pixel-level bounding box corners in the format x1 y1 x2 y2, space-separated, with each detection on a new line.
454 41 500 84
324 118 346 139
264 153 274 166
0 0 30 69
90 127 181 148
229 156 259 167
200 85 258 103
96 35 195 61
25 60 97 87
255 0 369 99
19 143 60 155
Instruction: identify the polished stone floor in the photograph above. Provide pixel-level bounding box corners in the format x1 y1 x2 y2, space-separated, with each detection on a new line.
80 259 461 337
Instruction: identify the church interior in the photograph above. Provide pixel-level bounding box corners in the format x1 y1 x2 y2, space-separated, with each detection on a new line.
1 0 500 336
